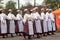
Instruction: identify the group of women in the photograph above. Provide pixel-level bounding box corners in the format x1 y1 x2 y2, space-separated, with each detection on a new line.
0 7 56 39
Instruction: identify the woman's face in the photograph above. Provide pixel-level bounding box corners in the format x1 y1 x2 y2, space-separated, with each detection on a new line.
26 11 30 14
17 11 20 14
41 10 44 13
32 10 36 13
8 11 12 13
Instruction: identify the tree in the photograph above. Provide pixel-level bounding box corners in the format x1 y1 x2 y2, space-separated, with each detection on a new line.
5 0 16 15
0 0 3 3
0 0 3 8
45 0 60 10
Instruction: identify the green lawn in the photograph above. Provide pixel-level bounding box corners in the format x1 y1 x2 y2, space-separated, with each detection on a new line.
56 30 60 33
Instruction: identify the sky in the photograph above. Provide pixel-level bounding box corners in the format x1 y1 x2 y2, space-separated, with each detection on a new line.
1 0 44 9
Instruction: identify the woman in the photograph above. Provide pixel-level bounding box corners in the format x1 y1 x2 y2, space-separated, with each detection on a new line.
41 8 48 36
31 7 42 38
16 10 24 36
0 9 1 35
7 9 16 37
23 9 34 39
0 9 8 38
49 9 56 35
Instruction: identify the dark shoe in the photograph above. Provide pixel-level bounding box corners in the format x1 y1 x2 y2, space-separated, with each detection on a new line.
3 36 5 38
11 34 14 37
28 36 31 39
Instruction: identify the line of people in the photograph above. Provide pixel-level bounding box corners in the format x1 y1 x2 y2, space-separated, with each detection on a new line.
0 7 56 39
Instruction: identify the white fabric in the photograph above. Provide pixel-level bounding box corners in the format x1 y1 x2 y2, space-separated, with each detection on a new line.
50 13 56 31
31 13 37 19
23 14 34 35
35 20 42 33
16 14 24 32
1 13 7 34
41 12 48 32
0 14 1 21
28 21 34 35
8 13 16 33
52 22 56 31
23 14 33 23
47 13 52 31
41 12 45 20
31 12 42 33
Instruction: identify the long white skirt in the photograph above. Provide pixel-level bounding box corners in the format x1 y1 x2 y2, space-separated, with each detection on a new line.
28 21 34 35
48 19 52 31
35 20 42 33
52 22 56 31
1 20 7 34
18 20 24 32
10 20 15 33
43 20 48 32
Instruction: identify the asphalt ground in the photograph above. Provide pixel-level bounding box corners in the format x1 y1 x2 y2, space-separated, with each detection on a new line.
0 33 60 40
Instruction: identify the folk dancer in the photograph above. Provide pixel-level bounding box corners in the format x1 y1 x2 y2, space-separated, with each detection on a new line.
7 9 16 37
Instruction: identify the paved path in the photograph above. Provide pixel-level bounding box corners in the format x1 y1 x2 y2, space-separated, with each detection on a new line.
0 33 60 40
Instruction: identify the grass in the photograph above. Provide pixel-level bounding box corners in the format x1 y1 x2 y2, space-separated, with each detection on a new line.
56 30 60 33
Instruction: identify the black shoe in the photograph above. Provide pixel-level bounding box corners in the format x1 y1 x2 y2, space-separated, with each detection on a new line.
43 34 45 36
37 36 40 38
3 36 5 38
28 37 31 39
11 34 14 37
24 36 26 39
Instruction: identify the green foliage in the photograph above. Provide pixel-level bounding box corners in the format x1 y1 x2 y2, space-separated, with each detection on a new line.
0 6 3 8
5 1 16 15
0 0 3 8
0 0 3 2
45 0 60 10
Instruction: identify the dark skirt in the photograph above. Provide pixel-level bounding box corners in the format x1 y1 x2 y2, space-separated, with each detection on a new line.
0 21 1 34
7 20 10 34
41 20 44 33
15 20 19 33
23 21 29 35
33 21 36 33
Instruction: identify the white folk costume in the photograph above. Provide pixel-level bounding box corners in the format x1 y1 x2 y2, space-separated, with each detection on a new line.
41 12 48 33
1 13 8 34
16 13 24 32
8 13 16 33
31 12 42 33
0 14 1 34
23 14 34 35
46 12 52 31
50 13 56 31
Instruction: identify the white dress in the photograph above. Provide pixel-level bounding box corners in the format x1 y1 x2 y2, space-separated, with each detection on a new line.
41 12 48 32
47 13 52 31
16 14 24 32
50 13 56 31
31 12 42 33
23 14 34 35
8 13 16 33
1 13 7 34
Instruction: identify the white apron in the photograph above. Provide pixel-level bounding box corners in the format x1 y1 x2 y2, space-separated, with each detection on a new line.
48 18 52 31
28 20 34 35
43 14 48 32
43 20 48 32
18 20 24 32
1 20 7 34
10 20 15 33
35 19 42 33
52 22 56 31
50 13 56 31
1 13 7 34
